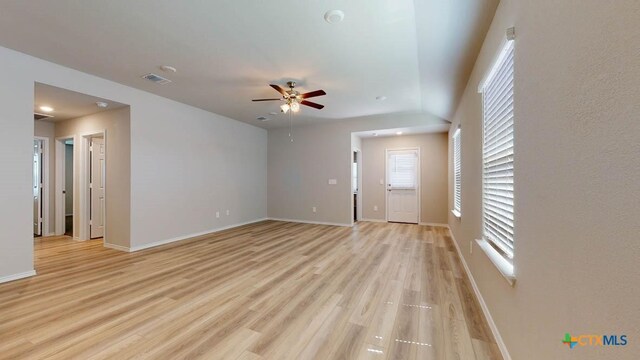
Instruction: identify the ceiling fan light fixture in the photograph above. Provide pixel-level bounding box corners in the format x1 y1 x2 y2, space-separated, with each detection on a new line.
280 103 290 113
290 101 300 112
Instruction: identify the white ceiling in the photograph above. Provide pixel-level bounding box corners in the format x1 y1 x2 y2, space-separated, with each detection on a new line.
0 0 498 129
34 83 128 122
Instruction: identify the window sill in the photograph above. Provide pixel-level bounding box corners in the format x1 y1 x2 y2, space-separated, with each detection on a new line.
475 238 516 286
451 210 461 219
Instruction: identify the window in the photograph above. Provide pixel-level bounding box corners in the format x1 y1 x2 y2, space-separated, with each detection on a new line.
388 150 418 189
481 39 515 261
452 128 461 217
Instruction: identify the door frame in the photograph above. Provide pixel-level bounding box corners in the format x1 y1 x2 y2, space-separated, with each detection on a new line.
385 147 421 223
80 131 107 244
350 147 363 226
34 136 50 236
55 135 74 236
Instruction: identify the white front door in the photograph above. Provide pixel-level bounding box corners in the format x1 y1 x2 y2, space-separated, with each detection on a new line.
387 149 419 224
33 140 43 235
90 138 105 238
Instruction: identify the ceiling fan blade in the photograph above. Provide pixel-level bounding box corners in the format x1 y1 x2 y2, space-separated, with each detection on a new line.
301 100 324 109
269 84 288 96
252 98 281 102
300 89 326 99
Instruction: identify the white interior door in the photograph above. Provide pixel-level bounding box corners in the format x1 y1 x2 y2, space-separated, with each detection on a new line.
33 140 43 235
387 149 419 224
90 138 105 238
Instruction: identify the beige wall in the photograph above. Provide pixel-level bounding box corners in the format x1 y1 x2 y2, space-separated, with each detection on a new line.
361 133 448 224
268 113 448 225
55 107 131 247
448 1 640 359
34 120 55 234
1 44 268 280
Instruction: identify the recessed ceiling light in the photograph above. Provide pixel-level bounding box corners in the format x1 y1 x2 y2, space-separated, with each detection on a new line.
96 102 109 108
160 65 177 73
376 96 387 101
396 131 403 135
324 10 345 24
39 106 54 112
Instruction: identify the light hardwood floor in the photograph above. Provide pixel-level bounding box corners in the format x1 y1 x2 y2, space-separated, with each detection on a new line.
0 221 502 360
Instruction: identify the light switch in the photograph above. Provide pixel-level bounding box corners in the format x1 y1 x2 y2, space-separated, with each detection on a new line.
379 179 384 185
328 179 337 185
312 207 317 213
374 205 378 211
215 211 220 218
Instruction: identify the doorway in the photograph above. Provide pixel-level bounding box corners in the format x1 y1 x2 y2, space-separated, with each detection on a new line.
33 136 50 237
89 136 105 239
352 149 363 223
33 139 43 236
386 148 419 224
55 137 75 237
64 139 74 236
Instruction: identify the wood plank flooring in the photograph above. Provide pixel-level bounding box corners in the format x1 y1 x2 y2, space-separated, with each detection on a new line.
0 221 502 360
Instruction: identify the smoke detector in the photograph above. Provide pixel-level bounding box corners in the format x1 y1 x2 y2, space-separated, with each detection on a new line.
142 73 172 85
160 65 177 73
96 101 109 108
324 10 344 24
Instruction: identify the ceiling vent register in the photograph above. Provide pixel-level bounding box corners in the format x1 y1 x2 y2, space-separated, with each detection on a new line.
142 73 172 85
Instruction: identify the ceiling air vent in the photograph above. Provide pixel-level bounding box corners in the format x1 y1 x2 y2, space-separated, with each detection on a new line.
142 73 172 85
256 116 269 122
34 113 54 120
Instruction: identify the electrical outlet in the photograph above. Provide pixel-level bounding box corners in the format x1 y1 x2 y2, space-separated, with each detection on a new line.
226 209 230 216
312 206 317 213
374 205 378 211
470 240 473 254
216 211 220 218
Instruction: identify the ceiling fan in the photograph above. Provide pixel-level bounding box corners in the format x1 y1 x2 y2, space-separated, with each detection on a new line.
252 81 326 113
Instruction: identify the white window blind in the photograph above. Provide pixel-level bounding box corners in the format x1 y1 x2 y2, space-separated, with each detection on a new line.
388 150 418 190
482 40 515 259
453 129 461 215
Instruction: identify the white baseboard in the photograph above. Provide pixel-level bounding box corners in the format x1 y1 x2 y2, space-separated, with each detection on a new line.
359 219 448 228
0 270 37 284
419 222 449 227
360 218 387 223
103 242 130 252
267 217 352 227
447 226 511 360
128 218 269 252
